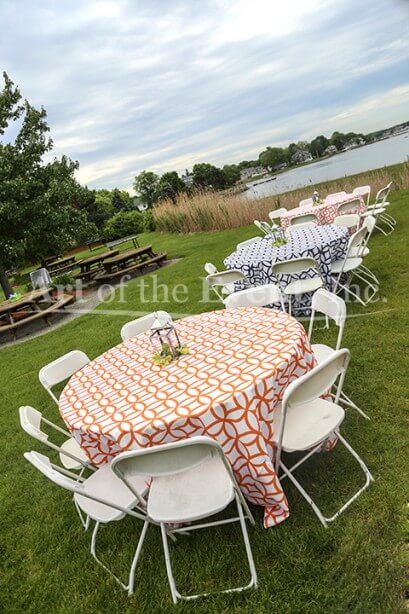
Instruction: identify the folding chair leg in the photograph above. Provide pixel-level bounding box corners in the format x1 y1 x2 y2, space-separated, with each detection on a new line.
160 500 257 603
339 390 370 420
279 431 373 527
90 520 149 593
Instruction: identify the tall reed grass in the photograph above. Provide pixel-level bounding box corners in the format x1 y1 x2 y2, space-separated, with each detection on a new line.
154 161 409 233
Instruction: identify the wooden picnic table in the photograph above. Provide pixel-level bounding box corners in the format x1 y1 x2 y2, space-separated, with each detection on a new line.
106 234 139 250
74 249 119 281
43 255 61 266
47 255 76 270
0 288 52 316
102 246 154 273
0 287 74 341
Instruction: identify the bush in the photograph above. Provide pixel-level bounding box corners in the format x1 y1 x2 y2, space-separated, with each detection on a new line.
104 211 145 240
143 209 156 232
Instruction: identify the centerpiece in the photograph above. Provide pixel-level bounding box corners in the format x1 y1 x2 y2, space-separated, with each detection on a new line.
270 223 288 247
150 314 189 366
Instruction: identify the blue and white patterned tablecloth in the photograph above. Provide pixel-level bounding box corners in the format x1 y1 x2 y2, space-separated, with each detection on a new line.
224 224 349 314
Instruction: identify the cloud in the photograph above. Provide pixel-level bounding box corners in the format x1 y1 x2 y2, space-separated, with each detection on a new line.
0 0 408 191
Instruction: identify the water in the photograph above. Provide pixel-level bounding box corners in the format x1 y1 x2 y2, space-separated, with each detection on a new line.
244 132 409 199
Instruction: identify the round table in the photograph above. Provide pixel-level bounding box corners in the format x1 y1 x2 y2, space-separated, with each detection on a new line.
59 307 316 528
280 194 366 228
224 224 349 314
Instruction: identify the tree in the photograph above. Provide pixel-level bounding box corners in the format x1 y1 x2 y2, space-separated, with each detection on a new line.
222 164 240 187
156 171 185 203
111 188 133 212
133 171 159 207
0 72 96 298
80 189 113 230
192 163 227 190
258 146 286 169
309 135 330 158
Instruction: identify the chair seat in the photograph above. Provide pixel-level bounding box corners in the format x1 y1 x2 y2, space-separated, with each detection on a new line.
362 207 385 216
75 463 148 523
349 246 369 257
331 257 362 274
274 398 345 452
312 343 335 364
148 453 234 524
59 437 90 470
284 276 323 296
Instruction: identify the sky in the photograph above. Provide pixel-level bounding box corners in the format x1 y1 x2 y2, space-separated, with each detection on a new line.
1 0 409 192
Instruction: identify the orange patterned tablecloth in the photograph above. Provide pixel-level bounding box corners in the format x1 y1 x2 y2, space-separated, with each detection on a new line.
59 307 315 528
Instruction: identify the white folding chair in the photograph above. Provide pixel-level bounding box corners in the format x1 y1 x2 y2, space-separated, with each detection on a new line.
39 350 90 404
298 198 313 208
272 257 323 315
330 227 378 306
254 220 272 235
336 199 362 216
325 191 347 203
286 221 317 234
206 270 247 303
30 268 52 290
273 349 373 527
307 289 369 419
224 283 284 311
289 213 317 227
368 184 395 234
111 436 257 603
333 213 360 231
24 450 149 594
19 405 94 471
347 215 379 285
121 311 172 342
269 208 287 222
204 262 218 275
352 185 371 206
236 237 262 251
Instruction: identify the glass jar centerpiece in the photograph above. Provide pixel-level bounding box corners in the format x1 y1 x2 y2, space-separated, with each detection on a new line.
149 314 189 366
271 223 288 247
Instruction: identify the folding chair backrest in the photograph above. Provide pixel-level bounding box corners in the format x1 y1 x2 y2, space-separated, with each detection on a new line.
24 450 79 492
236 237 262 251
204 262 218 275
347 227 368 255
286 222 316 234
290 213 317 226
269 208 287 221
30 268 52 290
206 270 245 289
298 198 313 208
121 311 172 342
224 284 282 309
283 349 350 409
352 185 370 204
337 199 361 216
375 184 391 204
19 405 48 443
333 214 360 228
112 436 220 480
272 256 319 276
254 220 271 234
362 215 376 236
39 350 90 400
308 289 346 349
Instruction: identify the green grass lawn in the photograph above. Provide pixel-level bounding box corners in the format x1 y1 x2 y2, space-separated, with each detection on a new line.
0 192 408 612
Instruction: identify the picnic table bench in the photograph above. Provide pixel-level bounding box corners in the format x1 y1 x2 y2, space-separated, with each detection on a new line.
94 246 167 281
73 249 119 282
0 288 74 341
106 234 139 250
47 256 77 276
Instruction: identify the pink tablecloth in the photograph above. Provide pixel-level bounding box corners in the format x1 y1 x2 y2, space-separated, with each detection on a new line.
281 194 366 229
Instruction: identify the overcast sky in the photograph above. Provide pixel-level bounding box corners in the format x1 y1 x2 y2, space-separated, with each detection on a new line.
1 0 408 191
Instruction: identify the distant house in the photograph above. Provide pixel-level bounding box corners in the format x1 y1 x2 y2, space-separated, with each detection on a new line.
272 162 288 171
181 170 194 186
291 150 313 165
323 145 338 156
240 166 268 180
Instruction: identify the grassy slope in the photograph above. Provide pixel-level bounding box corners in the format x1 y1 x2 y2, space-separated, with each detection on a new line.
0 192 408 613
